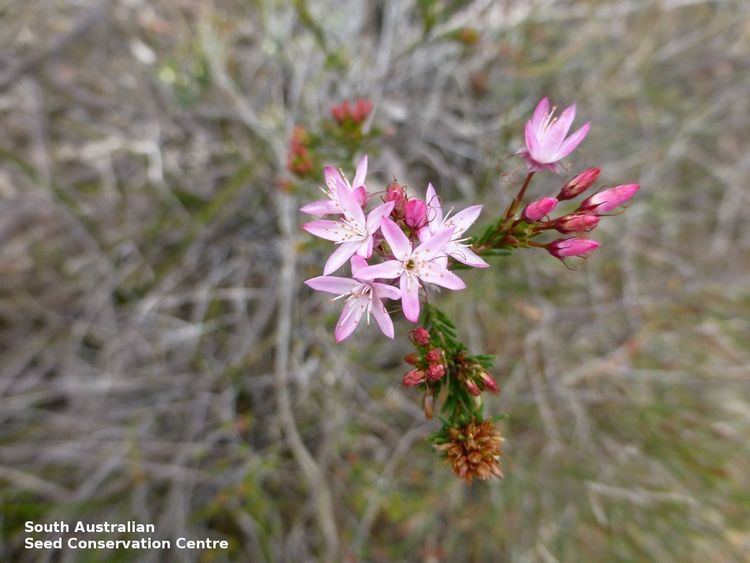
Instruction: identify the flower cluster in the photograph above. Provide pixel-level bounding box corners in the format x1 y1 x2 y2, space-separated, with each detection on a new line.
287 126 313 177
302 156 486 341
301 97 641 483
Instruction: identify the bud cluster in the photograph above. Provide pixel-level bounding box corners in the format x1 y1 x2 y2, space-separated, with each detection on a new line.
287 126 313 177
434 420 504 483
402 328 447 387
455 353 499 396
330 98 373 126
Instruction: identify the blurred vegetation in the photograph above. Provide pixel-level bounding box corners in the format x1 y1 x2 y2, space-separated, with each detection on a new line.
0 0 748 561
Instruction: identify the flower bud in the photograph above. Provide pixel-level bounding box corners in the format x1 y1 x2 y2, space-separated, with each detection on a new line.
402 369 425 388
352 98 373 123
404 353 420 366
547 237 600 259
353 186 367 207
423 391 434 419
479 371 499 394
555 212 600 234
522 197 558 222
425 348 444 364
404 198 428 229
385 182 406 217
409 327 431 346
465 379 482 396
579 184 640 214
427 363 446 382
330 101 351 124
557 167 601 200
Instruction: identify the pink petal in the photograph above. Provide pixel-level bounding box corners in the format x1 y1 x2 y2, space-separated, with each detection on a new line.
380 218 412 262
525 120 541 159
531 97 550 133
400 275 421 322
324 241 360 275
539 104 576 156
446 204 483 235
324 166 346 192
303 220 347 242
554 122 590 161
449 245 489 268
355 260 404 281
371 298 394 339
417 263 466 290
373 282 401 300
356 236 373 259
336 180 366 227
350 255 368 276
413 226 455 261
300 199 340 216
305 276 358 295
425 183 443 225
366 201 395 233
352 155 368 188
335 297 367 342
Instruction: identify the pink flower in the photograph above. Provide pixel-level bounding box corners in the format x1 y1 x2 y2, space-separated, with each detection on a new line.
300 155 369 216
305 256 401 342
522 197 558 222
555 213 600 233
418 183 488 269
303 180 394 274
520 97 590 173
356 218 466 322
404 198 428 229
547 238 600 259
579 184 640 214
558 167 601 200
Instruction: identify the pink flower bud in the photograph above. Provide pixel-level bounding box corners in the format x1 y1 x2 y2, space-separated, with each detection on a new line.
522 197 558 222
557 167 601 200
404 353 420 366
402 369 425 388
425 348 444 364
331 101 351 124
353 186 367 207
479 371 499 394
579 184 640 214
555 212 600 234
409 328 431 346
427 363 446 382
352 98 373 123
547 238 600 259
385 182 406 217
465 379 482 396
404 198 428 229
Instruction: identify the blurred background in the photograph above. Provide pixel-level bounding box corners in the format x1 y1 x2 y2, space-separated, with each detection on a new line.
1 0 749 561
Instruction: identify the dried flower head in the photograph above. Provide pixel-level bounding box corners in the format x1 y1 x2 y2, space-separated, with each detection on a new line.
435 420 504 483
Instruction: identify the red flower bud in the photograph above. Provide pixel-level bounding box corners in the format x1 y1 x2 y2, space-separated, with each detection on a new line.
547 237 600 259
427 363 446 382
522 197 558 222
558 167 601 200
465 379 482 396
479 371 499 394
555 212 600 234
425 348 444 364
409 328 431 346
402 369 425 388
404 353 420 366
579 184 640 214
352 98 373 123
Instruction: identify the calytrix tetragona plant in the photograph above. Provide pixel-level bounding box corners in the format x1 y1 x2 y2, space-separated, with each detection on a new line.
301 97 640 483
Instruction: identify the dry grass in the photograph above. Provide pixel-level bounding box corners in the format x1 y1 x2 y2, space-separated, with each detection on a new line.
0 0 749 561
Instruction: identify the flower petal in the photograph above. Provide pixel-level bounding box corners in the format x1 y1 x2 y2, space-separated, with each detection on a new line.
539 104 576 156
525 120 541 159
371 297 394 339
350 255 368 276
305 276 358 295
352 154 368 188
300 199 340 216
445 204 482 235
448 245 489 268
337 180 366 227
356 260 403 281
303 220 347 242
380 218 412 261
324 166 346 192
335 297 367 342
425 183 443 226
366 201 395 233
413 226 455 261
417 263 466 290
373 282 401 300
400 274 421 322
356 236 373 259
554 122 590 161
531 97 550 133
324 241 360 275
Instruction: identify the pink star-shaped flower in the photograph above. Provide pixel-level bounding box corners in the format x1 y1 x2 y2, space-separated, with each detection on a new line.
300 155 368 216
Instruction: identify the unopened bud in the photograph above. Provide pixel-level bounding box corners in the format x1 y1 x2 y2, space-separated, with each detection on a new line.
404 353 420 366
423 391 434 419
479 371 499 394
427 363 446 382
558 167 601 200
522 197 558 222
465 379 482 396
402 369 425 388
404 198 428 229
425 348 444 364
579 184 640 214
352 98 373 123
409 327 431 346
547 237 600 259
555 212 600 234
